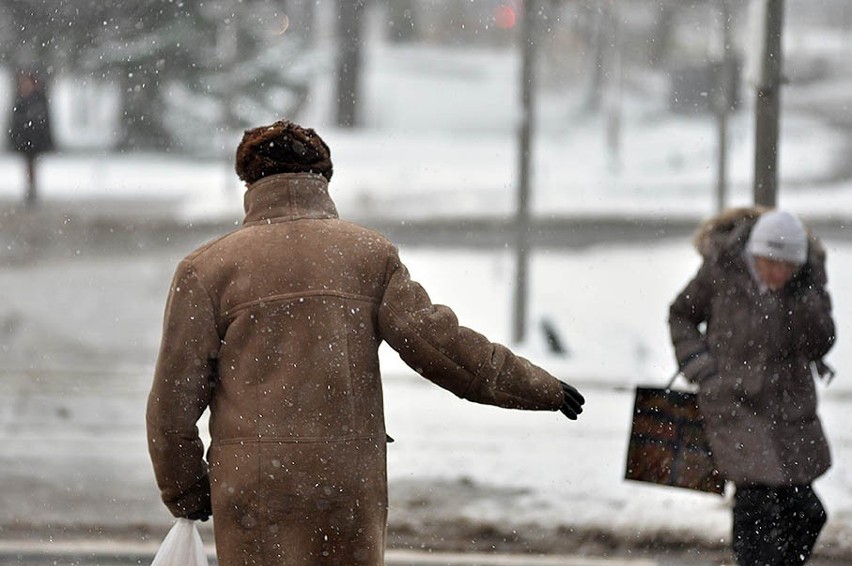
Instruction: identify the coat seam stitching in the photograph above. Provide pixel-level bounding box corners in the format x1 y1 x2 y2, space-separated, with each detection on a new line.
382 302 480 397
223 291 379 320
212 435 378 446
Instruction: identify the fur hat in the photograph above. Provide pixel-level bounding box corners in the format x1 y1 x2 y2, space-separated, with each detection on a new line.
235 120 333 185
746 209 808 265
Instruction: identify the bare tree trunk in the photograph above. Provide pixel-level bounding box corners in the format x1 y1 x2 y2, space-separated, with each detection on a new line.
604 2 623 168
117 70 171 150
385 0 417 43
335 0 365 128
649 1 677 68
289 0 316 46
583 4 606 112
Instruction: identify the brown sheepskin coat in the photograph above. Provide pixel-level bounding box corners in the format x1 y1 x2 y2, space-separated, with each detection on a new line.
147 173 564 565
669 208 835 486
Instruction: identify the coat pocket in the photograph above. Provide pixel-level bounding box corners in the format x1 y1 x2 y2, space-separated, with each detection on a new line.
698 371 763 419
774 366 819 422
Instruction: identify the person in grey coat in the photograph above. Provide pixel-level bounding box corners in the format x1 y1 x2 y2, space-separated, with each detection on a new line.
669 207 835 566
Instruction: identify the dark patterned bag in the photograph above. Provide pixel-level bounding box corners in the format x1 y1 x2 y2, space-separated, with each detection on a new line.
624 374 725 495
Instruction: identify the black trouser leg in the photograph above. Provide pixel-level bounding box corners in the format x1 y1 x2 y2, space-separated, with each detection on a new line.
776 485 826 565
733 485 782 566
733 484 826 566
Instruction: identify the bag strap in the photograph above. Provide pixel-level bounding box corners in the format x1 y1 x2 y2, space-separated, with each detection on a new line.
665 370 681 390
811 359 836 385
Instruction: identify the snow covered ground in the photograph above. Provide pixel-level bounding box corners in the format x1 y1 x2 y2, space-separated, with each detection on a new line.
1 37 852 559
2 240 852 558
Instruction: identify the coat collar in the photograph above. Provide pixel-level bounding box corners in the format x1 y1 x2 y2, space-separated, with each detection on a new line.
243 173 338 225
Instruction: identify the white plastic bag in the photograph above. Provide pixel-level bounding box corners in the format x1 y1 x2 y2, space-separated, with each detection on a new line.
151 518 209 566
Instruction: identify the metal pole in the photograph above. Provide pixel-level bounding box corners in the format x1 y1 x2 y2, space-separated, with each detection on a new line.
715 0 731 213
604 1 622 169
335 0 364 128
753 0 784 208
218 1 239 193
512 0 537 344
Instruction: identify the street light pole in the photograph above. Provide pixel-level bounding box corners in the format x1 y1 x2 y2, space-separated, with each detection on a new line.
714 0 732 213
335 0 365 128
753 0 784 207
512 0 537 344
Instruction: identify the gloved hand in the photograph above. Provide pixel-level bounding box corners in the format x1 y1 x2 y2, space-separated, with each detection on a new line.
680 350 718 384
186 508 211 522
559 381 585 420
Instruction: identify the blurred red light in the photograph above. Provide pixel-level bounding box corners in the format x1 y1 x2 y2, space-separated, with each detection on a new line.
494 5 516 30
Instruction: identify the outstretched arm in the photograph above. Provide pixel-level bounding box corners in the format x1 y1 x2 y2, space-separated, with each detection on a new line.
377 250 583 418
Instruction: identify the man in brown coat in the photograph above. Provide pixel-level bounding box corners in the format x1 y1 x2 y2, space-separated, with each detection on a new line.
669 208 835 566
147 120 585 565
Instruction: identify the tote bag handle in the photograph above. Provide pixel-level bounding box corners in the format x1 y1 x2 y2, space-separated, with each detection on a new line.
664 370 681 390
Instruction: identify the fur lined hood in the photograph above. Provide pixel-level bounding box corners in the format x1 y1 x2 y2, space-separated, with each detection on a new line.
692 206 826 268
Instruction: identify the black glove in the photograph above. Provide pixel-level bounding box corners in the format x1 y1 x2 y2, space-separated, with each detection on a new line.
186 509 211 522
559 381 585 420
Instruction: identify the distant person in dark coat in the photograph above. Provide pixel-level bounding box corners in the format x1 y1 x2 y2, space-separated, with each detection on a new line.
669 207 835 566
8 70 54 207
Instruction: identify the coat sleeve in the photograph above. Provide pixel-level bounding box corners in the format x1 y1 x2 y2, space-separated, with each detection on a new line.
669 263 718 384
146 259 219 518
376 250 563 411
788 251 836 360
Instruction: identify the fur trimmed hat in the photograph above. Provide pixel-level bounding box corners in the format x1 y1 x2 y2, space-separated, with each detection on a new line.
235 120 333 185
746 209 808 265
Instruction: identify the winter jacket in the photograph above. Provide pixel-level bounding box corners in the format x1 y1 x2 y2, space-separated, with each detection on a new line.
8 89 54 155
147 173 564 565
669 208 835 486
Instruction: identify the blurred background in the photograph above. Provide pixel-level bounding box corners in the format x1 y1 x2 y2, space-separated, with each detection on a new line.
0 0 845 153
2 1 852 564
0 0 849 217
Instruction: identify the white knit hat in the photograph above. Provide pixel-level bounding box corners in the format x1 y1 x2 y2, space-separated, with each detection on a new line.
746 210 808 264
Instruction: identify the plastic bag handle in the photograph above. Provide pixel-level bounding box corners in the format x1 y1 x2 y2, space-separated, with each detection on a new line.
665 370 681 390
150 518 209 566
